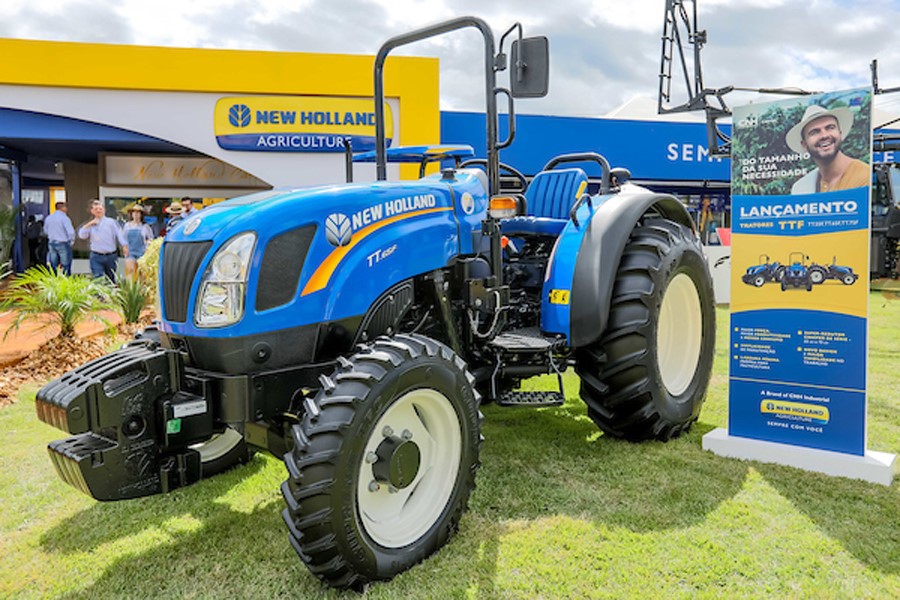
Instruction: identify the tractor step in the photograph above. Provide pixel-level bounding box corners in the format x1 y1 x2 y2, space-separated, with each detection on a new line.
489 327 560 352
496 390 565 407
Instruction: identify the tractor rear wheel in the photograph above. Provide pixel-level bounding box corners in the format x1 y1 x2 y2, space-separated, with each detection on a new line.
281 334 481 590
575 218 715 441
809 266 827 285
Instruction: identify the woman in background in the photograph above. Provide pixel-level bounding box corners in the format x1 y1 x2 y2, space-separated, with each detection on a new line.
122 203 154 279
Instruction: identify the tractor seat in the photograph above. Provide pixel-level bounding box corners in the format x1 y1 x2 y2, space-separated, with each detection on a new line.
502 168 588 237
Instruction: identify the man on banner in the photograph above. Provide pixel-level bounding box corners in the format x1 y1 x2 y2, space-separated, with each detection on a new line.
788 105 870 194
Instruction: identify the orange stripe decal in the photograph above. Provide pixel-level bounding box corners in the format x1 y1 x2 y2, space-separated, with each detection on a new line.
302 207 453 296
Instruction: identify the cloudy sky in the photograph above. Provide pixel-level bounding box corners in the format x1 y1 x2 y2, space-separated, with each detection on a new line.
4 0 900 125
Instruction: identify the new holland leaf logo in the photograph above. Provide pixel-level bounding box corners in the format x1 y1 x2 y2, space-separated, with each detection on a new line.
229 104 251 128
325 213 353 247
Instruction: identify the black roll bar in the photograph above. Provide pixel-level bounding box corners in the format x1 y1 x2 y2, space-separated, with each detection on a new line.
373 16 502 195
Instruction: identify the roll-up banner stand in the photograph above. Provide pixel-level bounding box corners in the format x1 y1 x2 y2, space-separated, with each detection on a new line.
703 87 895 485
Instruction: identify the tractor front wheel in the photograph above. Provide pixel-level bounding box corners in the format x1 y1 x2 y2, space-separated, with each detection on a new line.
575 218 715 441
281 334 481 590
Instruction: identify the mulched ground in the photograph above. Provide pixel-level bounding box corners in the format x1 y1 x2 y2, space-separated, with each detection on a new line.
0 319 154 408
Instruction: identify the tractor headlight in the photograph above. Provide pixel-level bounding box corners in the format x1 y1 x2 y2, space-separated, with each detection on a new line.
195 233 256 327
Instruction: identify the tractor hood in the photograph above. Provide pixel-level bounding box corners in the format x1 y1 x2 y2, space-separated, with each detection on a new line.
157 172 488 349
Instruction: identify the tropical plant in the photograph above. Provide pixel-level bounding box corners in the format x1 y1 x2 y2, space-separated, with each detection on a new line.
0 266 116 339
114 276 151 324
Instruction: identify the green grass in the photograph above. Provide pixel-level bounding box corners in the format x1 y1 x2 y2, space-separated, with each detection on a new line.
2 293 899 599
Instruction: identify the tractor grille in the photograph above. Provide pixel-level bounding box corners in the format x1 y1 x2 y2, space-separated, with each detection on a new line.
162 241 212 323
256 225 317 312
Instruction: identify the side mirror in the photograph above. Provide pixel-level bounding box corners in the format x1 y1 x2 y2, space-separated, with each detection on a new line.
510 36 549 98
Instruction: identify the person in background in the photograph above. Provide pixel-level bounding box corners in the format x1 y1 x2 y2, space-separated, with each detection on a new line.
25 215 43 268
122 203 154 279
78 199 125 283
43 201 75 275
164 200 185 232
182 197 196 216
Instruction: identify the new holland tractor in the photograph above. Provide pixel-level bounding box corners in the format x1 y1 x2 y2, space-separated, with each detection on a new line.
781 252 813 291
35 17 715 590
808 257 859 286
742 254 783 287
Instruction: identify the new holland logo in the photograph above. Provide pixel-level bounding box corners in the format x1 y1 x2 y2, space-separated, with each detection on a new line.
325 213 353 247
183 217 201 235
229 104 251 128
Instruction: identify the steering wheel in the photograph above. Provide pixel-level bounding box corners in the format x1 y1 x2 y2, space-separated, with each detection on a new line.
458 159 528 193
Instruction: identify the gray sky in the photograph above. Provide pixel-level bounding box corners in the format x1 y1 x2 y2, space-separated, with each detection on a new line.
5 0 900 124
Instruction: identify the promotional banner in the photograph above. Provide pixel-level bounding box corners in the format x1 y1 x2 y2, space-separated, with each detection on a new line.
729 88 872 456
214 96 393 153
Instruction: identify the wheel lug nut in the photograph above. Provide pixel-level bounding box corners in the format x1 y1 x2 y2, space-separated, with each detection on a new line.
382 426 394 438
368 480 380 492
401 429 413 440
365 452 378 464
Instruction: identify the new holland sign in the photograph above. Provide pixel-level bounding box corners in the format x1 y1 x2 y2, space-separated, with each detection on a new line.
214 96 394 153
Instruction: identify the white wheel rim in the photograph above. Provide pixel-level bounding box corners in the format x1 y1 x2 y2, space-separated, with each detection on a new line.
191 427 243 462
656 272 703 397
356 388 462 548
811 271 824 284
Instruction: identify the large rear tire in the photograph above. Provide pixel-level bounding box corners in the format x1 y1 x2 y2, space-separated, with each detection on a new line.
281 334 481 590
809 266 827 285
575 218 715 441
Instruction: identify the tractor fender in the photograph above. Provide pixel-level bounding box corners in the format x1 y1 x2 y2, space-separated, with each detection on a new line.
542 189 695 348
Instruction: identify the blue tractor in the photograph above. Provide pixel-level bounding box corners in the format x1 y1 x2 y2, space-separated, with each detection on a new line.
742 254 783 287
35 17 716 590
808 256 859 286
781 252 813 291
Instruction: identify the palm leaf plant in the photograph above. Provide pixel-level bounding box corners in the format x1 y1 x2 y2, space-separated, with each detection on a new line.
114 276 151 324
0 266 116 339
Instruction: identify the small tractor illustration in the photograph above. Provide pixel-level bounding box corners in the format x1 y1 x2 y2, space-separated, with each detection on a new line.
742 254 783 287
809 256 859 285
781 252 813 291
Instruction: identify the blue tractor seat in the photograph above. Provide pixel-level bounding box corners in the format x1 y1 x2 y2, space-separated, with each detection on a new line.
501 167 588 237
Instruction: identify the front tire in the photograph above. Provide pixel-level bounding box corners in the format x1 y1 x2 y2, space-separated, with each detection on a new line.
281 334 481 590
575 218 715 441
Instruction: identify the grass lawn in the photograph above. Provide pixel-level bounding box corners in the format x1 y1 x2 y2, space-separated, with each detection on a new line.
2 293 899 598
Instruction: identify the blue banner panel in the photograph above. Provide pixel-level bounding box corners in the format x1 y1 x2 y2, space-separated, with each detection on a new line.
729 379 865 455
732 187 869 236
440 111 732 181
730 310 866 391
216 133 383 153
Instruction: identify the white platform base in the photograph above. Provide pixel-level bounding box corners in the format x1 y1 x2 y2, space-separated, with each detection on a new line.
702 428 896 486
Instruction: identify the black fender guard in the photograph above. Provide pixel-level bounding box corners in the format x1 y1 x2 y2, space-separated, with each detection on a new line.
569 190 696 348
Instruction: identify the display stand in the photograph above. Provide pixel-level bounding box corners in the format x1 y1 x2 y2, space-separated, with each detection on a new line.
703 428 896 486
